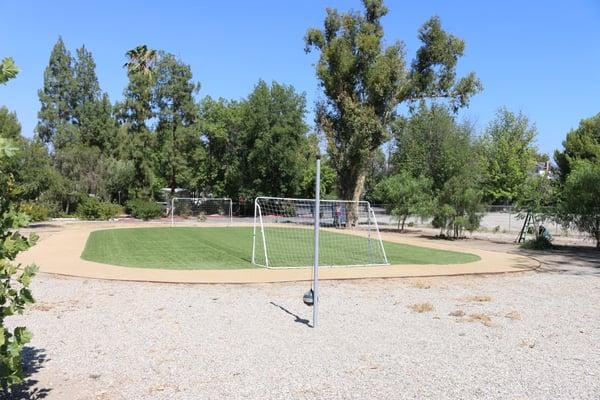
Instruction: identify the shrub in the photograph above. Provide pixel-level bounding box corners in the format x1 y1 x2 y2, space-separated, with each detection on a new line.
78 197 122 221
197 211 207 222
19 202 50 222
520 235 554 250
1 139 39 394
126 199 163 220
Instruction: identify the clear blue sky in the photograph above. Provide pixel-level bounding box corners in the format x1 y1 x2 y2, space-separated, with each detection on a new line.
1 0 599 155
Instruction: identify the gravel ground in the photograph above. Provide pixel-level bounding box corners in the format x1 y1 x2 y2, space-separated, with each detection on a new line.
8 249 600 399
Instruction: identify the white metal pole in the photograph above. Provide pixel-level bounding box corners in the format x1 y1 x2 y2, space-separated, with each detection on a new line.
171 197 175 228
252 200 257 264
312 155 321 328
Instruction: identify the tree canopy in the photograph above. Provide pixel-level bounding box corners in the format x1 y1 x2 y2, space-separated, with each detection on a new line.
305 0 481 205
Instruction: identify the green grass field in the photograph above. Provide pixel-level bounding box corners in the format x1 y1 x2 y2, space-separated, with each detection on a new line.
81 227 480 269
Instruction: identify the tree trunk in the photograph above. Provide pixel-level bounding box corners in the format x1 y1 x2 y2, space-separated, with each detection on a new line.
348 169 368 228
401 215 407 231
596 217 600 250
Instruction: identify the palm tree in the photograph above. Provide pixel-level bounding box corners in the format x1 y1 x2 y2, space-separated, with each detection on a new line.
123 45 157 75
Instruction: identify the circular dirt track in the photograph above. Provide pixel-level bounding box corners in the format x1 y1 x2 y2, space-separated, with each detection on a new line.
17 221 539 283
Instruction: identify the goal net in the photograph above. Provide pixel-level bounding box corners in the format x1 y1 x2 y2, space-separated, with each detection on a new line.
252 197 389 268
170 197 232 226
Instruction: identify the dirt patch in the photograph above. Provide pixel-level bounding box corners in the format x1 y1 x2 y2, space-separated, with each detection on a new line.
408 303 434 313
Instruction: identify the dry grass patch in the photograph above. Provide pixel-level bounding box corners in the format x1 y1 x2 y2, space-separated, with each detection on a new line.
520 339 536 348
449 309 465 317
466 313 493 327
408 303 434 313
411 280 431 289
32 303 55 312
504 311 522 320
465 295 493 303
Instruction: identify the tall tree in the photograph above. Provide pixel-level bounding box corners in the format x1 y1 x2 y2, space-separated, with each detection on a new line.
305 1 481 206
71 46 117 152
480 108 538 204
124 45 157 76
72 45 101 120
238 80 309 198
558 160 600 248
36 37 75 145
554 113 600 180
118 45 158 197
198 97 243 197
153 53 201 195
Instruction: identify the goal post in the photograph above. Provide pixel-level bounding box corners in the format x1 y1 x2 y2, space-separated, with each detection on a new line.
252 196 389 268
170 197 233 226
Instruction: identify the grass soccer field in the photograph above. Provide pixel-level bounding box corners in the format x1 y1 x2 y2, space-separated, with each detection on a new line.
81 227 480 270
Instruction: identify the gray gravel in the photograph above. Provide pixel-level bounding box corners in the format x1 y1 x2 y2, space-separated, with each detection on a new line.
8 253 600 399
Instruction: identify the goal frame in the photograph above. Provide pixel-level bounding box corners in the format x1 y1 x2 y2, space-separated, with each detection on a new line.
251 196 389 269
170 197 233 227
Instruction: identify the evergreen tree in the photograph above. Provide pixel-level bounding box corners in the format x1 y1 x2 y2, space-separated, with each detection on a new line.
118 45 158 197
36 37 75 145
153 53 201 195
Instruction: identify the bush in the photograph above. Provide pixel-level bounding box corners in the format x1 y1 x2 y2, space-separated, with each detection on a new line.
520 235 554 250
19 202 50 222
78 197 122 220
126 199 163 220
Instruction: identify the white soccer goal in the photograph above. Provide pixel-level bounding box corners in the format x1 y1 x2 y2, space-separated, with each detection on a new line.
170 197 232 226
252 196 389 268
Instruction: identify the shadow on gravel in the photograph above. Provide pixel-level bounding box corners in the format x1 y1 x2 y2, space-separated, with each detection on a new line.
517 245 600 277
270 302 311 327
7 347 51 400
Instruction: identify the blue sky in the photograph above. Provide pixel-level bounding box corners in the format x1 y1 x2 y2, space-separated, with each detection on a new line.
1 0 599 155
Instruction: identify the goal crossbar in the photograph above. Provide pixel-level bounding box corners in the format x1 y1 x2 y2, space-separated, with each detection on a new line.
252 196 389 268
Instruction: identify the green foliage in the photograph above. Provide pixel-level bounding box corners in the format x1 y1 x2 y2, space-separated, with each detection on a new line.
558 160 600 248
305 1 481 202
433 175 485 238
77 197 122 220
0 138 38 394
554 113 600 180
238 80 309 199
515 174 556 239
18 202 50 222
375 171 433 231
36 37 75 144
0 57 19 84
197 96 243 197
392 104 480 192
480 108 538 203
126 199 163 220
153 53 200 194
520 235 554 250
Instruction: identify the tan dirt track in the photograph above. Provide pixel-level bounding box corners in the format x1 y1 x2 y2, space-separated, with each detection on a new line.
16 222 539 283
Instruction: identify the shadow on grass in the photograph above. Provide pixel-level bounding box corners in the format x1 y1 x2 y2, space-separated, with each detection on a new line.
6 347 51 400
270 302 311 327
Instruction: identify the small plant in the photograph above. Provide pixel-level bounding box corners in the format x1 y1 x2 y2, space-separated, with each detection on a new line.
126 199 163 221
493 225 501 233
18 202 50 222
197 212 207 222
520 235 553 250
